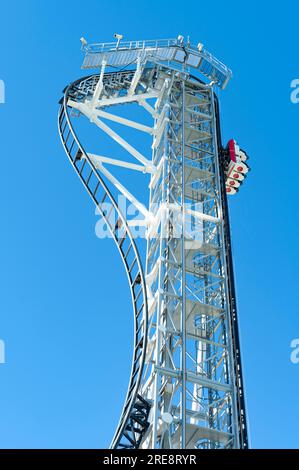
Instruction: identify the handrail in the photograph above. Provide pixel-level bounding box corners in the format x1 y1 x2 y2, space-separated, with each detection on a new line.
81 39 232 90
84 38 178 53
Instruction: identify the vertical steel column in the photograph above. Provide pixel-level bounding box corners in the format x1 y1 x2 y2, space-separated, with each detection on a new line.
180 78 187 449
141 72 243 449
214 96 249 448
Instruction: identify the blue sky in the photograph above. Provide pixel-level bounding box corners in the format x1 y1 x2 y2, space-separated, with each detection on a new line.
0 0 298 449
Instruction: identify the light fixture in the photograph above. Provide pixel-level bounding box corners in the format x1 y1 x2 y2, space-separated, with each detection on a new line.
80 37 88 48
114 33 123 49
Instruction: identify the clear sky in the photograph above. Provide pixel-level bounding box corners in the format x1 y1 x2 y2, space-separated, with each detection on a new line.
0 0 298 449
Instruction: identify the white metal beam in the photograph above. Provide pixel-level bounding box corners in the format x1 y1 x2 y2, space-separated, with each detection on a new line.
91 116 154 170
91 59 107 105
95 91 159 108
138 99 158 117
128 57 143 96
87 153 151 173
68 92 159 111
68 101 155 172
95 109 153 135
89 155 152 221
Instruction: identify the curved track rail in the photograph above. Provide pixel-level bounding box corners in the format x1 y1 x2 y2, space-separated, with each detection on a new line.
58 75 150 449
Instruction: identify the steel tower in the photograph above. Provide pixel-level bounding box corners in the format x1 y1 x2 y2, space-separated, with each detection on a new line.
58 37 249 450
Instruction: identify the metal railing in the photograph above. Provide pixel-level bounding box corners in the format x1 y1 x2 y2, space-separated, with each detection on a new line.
81 38 232 89
83 38 178 53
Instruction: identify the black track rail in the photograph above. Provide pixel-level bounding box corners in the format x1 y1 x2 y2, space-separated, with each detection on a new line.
191 72 249 447
214 95 249 449
58 74 150 449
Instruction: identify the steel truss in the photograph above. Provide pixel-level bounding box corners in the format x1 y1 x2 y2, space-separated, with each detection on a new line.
58 38 248 449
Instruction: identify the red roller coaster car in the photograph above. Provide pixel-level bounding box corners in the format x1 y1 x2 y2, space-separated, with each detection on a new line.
224 139 249 195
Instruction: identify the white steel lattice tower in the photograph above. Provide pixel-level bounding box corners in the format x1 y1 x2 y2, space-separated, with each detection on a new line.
59 37 249 449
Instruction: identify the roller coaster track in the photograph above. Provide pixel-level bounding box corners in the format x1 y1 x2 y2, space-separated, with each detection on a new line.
58 38 249 448
58 74 151 449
